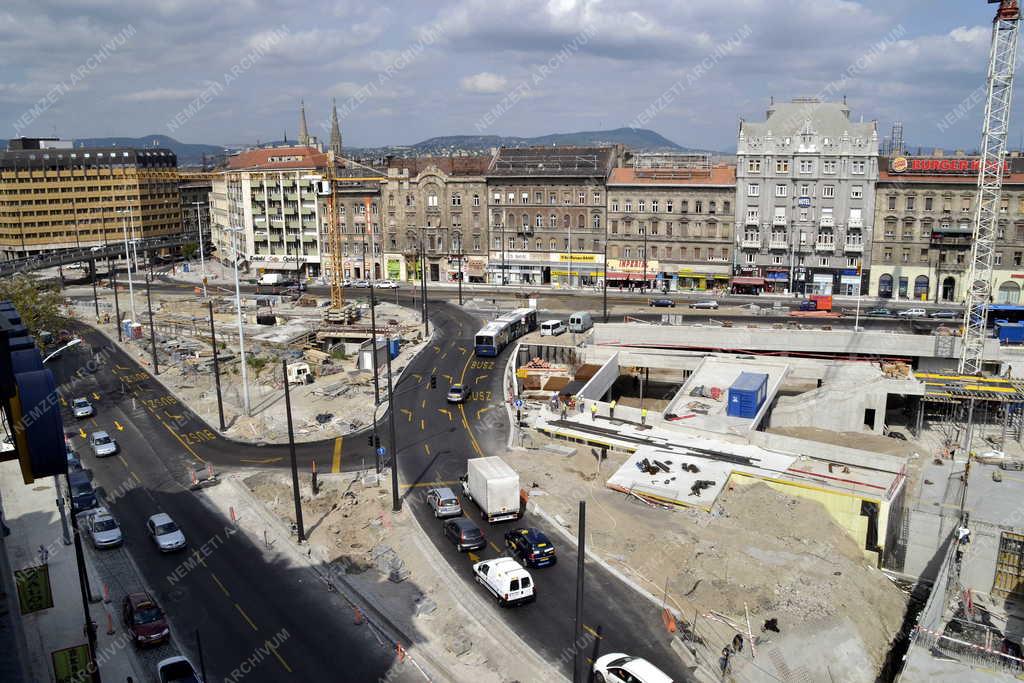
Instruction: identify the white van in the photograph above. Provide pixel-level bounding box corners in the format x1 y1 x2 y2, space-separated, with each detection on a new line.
472 557 535 606
568 312 593 333
540 319 566 336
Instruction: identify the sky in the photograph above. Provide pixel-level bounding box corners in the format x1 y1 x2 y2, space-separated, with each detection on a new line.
0 0 1013 151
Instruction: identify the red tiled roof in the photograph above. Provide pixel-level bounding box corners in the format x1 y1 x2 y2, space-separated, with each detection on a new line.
227 146 330 171
607 165 736 186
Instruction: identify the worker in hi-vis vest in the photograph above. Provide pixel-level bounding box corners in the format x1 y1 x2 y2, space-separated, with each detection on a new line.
641 407 648 425
609 399 617 419
590 402 597 420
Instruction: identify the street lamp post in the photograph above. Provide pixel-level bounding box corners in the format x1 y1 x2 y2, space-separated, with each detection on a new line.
191 201 207 298
602 238 609 322
227 227 251 416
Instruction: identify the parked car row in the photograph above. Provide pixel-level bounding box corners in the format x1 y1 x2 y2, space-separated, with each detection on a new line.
339 279 399 289
864 307 962 319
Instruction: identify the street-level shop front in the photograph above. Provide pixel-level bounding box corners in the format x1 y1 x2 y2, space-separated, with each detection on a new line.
443 255 487 283
676 265 731 291
487 252 604 286
606 258 659 290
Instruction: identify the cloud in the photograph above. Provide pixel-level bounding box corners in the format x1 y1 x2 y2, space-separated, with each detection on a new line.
115 87 203 102
460 72 508 93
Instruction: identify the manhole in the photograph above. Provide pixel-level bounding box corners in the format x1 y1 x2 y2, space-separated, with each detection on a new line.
166 588 187 603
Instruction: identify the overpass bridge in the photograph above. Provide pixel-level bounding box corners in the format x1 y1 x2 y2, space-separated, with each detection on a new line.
0 235 201 278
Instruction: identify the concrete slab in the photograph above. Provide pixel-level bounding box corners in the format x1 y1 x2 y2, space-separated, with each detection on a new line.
667 356 790 433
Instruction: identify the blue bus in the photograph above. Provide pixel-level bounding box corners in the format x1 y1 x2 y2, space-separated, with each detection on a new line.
987 304 1024 327
474 321 511 357
496 308 538 338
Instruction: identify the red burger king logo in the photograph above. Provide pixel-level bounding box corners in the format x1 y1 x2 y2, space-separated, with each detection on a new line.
890 156 908 173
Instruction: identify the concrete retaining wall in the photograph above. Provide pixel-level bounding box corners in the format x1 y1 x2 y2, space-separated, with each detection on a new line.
577 352 619 401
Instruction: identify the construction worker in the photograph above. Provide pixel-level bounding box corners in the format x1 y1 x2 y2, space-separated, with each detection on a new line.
641 407 648 425
609 399 617 419
590 402 597 421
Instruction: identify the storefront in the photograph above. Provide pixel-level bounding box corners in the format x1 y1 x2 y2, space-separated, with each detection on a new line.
838 271 862 297
606 259 659 290
809 273 834 296
486 251 545 285
550 252 604 287
251 256 309 279
731 276 765 294
384 254 405 282
764 270 789 293
676 266 731 291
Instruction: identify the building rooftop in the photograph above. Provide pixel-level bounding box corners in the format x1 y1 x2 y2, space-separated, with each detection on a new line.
387 156 489 177
0 146 177 171
227 146 329 171
741 98 875 138
486 145 617 178
607 165 735 187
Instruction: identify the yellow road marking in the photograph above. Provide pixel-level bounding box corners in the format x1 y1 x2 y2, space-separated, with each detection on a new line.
440 352 447 360
118 455 128 467
438 408 452 421
162 420 206 463
583 624 603 640
476 406 492 420
164 410 184 420
420 419 425 431
442 374 453 384
269 640 292 673
332 437 343 473
433 345 441 353
421 399 426 409
424 443 431 456
467 551 480 562
114 420 124 431
431 366 438 375
235 603 258 631
114 364 129 371
211 573 230 597
91 392 100 400
79 428 87 439
413 373 422 383
457 353 485 458
399 479 459 489
90 418 97 427
489 541 501 554
401 408 413 422
239 457 283 464
60 397 67 406
458 346 467 355
475 374 489 383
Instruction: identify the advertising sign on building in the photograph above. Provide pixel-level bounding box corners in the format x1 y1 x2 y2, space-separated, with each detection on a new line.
15 564 53 613
888 155 1013 176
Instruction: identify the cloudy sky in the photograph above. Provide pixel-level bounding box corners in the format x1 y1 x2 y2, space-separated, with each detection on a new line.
0 0 1012 151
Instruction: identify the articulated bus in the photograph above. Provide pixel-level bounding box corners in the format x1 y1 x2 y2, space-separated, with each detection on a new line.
474 307 538 357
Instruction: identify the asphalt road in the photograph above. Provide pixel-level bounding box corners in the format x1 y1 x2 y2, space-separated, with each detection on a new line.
50 340 400 682
55 295 694 680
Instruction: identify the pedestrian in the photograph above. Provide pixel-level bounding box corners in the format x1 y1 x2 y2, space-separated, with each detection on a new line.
590 403 597 421
560 403 567 420
609 399 617 419
732 633 744 653
641 407 647 426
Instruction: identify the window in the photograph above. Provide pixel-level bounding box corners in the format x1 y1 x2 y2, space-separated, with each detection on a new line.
694 247 701 259
624 247 631 258
748 159 761 173
920 249 928 263
1016 251 1023 266
850 186 863 199
695 200 703 213
549 214 557 228
637 246 645 258
906 195 915 211
549 193 557 205
452 193 462 206
775 185 788 198
578 191 586 205
884 248 893 261
610 220 618 234
746 207 759 224
925 197 933 211
799 159 814 174
962 197 972 213
624 199 632 212
776 159 790 173
521 213 529 228
996 253 1004 266
577 238 584 250
427 192 438 207
724 200 731 213
492 192 502 204
638 200 646 212
472 194 480 207
799 184 811 197
819 257 829 267
888 196 896 210
745 252 756 264
535 214 543 228
823 159 837 174
650 221 659 235
535 238 542 250
493 236 501 249
822 185 835 198
748 184 760 197
611 199 619 212
593 191 601 204
521 192 528 204
902 249 910 263
666 200 674 212
681 200 689 213
772 254 783 265
592 214 601 229
852 160 866 174
652 200 659 212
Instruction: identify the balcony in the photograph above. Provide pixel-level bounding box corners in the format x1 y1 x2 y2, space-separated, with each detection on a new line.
815 238 835 252
773 215 787 227
820 216 835 228
848 217 864 229
741 236 761 248
745 215 760 226
769 238 788 250
844 238 863 253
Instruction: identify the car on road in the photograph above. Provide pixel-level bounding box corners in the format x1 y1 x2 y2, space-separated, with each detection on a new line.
504 527 557 567
351 279 370 288
593 653 673 683
89 431 118 457
71 397 95 418
865 307 893 317
649 298 675 308
66 447 82 472
374 279 399 289
122 592 170 647
147 513 186 552
446 383 470 404
85 508 123 548
426 487 462 518
472 557 535 607
897 308 928 318
443 517 486 552
339 279 353 288
156 656 202 682
930 309 960 319
689 300 719 310
68 469 98 513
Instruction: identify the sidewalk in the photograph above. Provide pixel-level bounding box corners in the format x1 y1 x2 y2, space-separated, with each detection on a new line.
0 460 142 683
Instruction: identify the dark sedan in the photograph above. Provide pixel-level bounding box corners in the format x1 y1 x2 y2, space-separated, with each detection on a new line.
930 309 960 319
649 298 675 308
443 517 486 552
504 527 557 567
865 307 894 317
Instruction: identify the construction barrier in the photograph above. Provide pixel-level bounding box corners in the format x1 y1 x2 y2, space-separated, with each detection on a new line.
395 643 406 662
661 608 677 633
353 607 364 625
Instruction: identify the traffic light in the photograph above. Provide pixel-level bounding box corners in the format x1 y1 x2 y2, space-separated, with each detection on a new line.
374 435 381 448
430 375 437 389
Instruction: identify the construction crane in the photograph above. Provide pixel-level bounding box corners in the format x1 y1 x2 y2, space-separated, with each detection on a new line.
960 0 1021 375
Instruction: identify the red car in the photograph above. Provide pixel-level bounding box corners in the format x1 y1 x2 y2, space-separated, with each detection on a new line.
122 592 169 646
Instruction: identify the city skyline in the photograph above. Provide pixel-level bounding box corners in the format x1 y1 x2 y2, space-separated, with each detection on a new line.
0 1 1010 151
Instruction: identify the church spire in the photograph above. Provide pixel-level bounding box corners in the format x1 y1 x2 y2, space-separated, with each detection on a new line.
298 99 310 147
329 97 343 157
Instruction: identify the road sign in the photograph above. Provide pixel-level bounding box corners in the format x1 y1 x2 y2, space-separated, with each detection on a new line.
376 446 386 456
513 398 524 409
52 644 92 683
15 564 53 613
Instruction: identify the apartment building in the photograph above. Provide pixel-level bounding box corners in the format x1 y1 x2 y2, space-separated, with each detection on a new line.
378 157 489 283
209 145 332 279
870 153 1024 303
606 155 735 291
736 98 878 295
0 137 180 259
485 146 621 286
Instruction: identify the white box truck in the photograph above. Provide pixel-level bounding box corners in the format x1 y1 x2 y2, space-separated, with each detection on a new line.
462 456 520 523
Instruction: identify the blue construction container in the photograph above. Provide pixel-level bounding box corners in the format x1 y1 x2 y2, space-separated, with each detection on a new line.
388 337 401 359
997 321 1024 344
727 372 768 419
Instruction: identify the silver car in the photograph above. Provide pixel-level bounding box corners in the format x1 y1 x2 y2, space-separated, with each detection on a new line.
147 513 186 553
86 508 123 548
72 397 95 418
426 487 462 518
90 431 118 457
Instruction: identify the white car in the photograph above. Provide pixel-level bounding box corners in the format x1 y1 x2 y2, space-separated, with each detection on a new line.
472 557 535 607
374 279 399 289
897 308 928 318
85 508 123 549
72 397 95 418
90 431 118 457
156 655 203 682
593 653 673 683
147 513 186 553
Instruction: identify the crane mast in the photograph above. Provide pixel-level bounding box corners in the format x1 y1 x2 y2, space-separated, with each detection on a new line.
960 0 1021 375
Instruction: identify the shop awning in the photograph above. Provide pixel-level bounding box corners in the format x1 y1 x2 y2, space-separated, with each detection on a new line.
731 276 765 286
607 272 657 280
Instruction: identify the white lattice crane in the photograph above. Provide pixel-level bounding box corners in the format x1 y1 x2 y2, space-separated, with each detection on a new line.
960 0 1021 375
